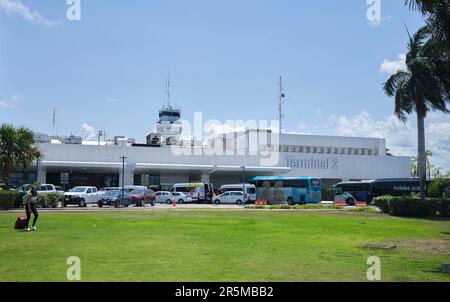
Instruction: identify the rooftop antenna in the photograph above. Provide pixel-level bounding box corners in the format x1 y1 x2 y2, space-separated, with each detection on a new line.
52 108 57 135
165 72 171 108
278 76 286 134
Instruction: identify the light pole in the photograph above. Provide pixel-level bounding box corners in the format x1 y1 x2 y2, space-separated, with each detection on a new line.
242 165 246 203
120 156 127 207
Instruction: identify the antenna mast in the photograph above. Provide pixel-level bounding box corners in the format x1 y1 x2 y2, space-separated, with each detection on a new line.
52 108 57 135
278 76 285 133
166 72 171 108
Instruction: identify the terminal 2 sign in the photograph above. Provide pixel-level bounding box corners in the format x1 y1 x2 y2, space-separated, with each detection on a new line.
286 156 338 170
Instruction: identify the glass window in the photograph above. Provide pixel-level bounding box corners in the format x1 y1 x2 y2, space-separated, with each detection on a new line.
87 188 92 193
310 179 321 187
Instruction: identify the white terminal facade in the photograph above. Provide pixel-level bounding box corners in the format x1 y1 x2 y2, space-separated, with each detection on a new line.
18 105 412 190
26 109 411 190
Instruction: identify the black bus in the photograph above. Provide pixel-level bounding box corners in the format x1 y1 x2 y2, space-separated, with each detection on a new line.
334 178 433 205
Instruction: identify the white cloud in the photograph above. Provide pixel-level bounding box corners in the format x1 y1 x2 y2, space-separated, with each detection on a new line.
380 54 407 76
81 123 97 141
0 100 11 108
106 98 120 103
323 111 450 171
0 0 58 27
0 94 26 108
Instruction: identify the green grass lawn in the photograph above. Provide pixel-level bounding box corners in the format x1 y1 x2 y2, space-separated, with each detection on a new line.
0 209 449 281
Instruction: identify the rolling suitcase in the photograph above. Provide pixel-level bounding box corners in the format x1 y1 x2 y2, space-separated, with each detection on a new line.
15 216 27 230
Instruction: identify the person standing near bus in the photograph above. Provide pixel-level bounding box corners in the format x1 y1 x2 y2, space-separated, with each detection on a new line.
24 187 39 231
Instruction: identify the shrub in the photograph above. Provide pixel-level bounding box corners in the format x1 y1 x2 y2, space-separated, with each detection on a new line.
428 178 450 198
37 192 63 208
444 191 450 199
373 196 390 214
0 190 19 210
373 195 450 218
14 192 26 208
321 188 334 201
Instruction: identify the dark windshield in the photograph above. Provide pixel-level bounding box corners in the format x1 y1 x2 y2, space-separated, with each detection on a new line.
129 188 145 195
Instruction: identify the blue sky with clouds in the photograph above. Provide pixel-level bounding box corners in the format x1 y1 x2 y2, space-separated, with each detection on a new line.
1 0 449 171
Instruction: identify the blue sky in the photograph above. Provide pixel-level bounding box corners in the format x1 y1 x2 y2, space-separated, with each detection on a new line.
1 0 449 171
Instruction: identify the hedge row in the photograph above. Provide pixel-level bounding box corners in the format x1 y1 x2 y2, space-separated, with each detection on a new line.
0 190 20 210
0 191 63 210
373 195 450 218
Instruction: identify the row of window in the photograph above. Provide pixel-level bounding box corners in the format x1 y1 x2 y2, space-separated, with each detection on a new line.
259 145 379 156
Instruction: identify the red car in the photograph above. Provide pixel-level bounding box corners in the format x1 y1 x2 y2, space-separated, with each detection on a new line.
128 187 155 207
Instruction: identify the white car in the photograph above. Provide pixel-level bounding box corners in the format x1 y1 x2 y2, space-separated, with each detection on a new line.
63 186 100 207
154 191 176 204
36 184 57 194
172 192 192 204
214 191 247 205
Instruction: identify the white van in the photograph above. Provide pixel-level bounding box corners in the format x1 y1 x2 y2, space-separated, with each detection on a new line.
218 184 256 202
170 183 213 203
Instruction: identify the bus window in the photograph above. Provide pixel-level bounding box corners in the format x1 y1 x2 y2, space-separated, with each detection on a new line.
310 179 321 187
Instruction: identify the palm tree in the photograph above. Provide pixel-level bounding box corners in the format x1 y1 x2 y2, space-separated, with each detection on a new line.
432 167 443 179
405 1 450 98
383 27 449 201
424 149 433 178
411 156 419 178
0 124 42 186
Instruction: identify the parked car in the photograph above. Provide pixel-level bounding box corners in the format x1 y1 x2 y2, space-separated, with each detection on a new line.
63 186 100 207
172 192 192 203
154 191 176 204
55 186 65 193
128 187 155 207
214 191 246 205
98 189 132 208
36 184 57 194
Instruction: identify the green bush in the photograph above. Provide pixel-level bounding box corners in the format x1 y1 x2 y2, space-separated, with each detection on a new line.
444 191 450 199
373 196 390 214
321 188 334 201
428 178 450 198
373 195 450 218
14 192 25 208
0 190 19 210
37 192 63 208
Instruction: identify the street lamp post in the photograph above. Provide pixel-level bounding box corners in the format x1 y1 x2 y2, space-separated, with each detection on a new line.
242 165 246 203
120 156 127 207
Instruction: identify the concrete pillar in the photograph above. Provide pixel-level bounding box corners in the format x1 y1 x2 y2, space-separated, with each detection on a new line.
119 163 135 186
201 173 210 184
36 163 46 184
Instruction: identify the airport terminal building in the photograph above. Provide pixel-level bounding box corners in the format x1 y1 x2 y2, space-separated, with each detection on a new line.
14 130 411 190
11 107 411 190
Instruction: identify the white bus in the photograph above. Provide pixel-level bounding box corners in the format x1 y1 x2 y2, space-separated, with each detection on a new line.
218 184 257 202
170 183 213 203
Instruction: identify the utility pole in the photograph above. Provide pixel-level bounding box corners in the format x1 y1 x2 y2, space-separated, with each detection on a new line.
242 165 246 204
120 156 127 206
98 130 103 146
278 76 286 134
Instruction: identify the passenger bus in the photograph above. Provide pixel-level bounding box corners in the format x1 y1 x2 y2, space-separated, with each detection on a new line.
217 184 257 202
170 183 214 203
249 176 322 204
334 178 433 205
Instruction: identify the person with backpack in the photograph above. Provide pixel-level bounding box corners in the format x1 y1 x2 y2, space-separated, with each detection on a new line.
24 187 39 232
